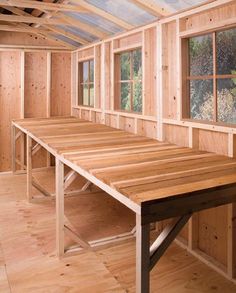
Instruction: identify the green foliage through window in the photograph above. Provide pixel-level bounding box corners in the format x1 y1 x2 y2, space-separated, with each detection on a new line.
116 48 142 113
188 27 236 124
78 59 94 107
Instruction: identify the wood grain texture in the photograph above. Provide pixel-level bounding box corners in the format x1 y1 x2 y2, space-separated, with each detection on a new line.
24 52 48 118
0 51 21 171
50 53 71 116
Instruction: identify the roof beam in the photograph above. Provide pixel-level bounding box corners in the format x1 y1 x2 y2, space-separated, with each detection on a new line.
71 0 134 30
0 0 88 13
128 0 170 17
0 13 68 25
1 6 85 47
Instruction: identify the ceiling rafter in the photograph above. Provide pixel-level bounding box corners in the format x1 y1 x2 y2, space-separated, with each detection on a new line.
1 7 77 49
0 13 68 25
24 0 110 40
128 0 171 17
0 0 133 30
70 0 134 30
1 6 88 46
0 0 89 13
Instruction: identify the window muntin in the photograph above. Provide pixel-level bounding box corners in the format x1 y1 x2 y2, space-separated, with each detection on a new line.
115 48 142 113
187 27 236 124
78 59 94 107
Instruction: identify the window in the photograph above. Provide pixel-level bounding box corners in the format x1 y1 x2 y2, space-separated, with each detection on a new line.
186 27 236 124
78 59 94 107
115 48 142 113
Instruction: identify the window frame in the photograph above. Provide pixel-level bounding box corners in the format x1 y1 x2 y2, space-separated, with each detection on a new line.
78 58 94 108
114 47 143 114
182 26 236 124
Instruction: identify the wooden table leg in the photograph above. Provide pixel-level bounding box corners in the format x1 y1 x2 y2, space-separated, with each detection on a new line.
56 158 65 258
136 214 150 293
26 135 33 202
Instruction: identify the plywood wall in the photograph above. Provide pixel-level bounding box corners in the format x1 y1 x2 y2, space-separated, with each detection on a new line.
51 53 71 116
0 50 71 172
71 0 236 281
0 51 21 172
72 26 158 140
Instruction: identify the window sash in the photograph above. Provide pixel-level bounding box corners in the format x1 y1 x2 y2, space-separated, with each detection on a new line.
187 28 236 123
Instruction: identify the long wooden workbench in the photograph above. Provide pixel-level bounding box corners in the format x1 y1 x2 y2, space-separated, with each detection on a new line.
12 116 236 293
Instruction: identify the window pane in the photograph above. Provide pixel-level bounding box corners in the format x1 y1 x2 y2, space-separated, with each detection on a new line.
133 81 142 113
83 61 89 83
83 84 89 106
89 60 94 82
189 34 213 76
190 79 214 121
120 82 131 111
216 28 236 75
133 49 142 79
89 84 94 107
120 52 130 80
217 78 236 123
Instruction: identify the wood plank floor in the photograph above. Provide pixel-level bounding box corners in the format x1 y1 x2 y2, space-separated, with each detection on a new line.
0 172 236 292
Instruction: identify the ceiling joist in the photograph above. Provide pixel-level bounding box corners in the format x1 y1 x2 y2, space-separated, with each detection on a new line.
1 6 88 47
0 13 67 25
128 0 171 17
0 0 88 13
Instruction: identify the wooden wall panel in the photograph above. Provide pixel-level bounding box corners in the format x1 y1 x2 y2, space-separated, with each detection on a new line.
94 45 101 109
50 53 71 116
0 32 62 47
144 27 157 117
119 116 135 133
0 51 21 172
113 32 142 49
24 52 47 118
198 206 228 267
137 119 157 139
91 111 102 124
164 124 189 147
105 114 117 128
78 47 94 60
104 42 111 110
183 2 236 32
198 130 228 156
81 109 90 120
163 21 177 119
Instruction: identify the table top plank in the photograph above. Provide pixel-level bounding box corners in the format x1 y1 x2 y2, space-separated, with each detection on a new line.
13 116 236 209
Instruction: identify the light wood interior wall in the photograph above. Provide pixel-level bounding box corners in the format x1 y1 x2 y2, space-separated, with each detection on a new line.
71 0 236 281
0 50 71 172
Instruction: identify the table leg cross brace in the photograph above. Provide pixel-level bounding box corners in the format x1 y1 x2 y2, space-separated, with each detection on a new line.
149 213 192 271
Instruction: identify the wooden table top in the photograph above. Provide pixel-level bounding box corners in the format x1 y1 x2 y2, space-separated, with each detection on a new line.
13 116 236 208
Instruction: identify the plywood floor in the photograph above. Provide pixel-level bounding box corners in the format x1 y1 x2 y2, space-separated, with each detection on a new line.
0 172 236 293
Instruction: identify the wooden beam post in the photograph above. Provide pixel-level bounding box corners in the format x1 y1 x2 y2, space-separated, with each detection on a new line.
26 135 33 202
136 214 150 293
11 123 16 173
56 158 65 258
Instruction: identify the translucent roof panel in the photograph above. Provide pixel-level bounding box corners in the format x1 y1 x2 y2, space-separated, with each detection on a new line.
157 0 208 12
57 25 97 43
51 0 209 48
86 0 156 26
54 34 81 47
62 12 123 35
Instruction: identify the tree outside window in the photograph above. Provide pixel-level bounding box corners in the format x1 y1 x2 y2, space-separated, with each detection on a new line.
115 48 142 113
187 27 236 124
78 59 94 107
